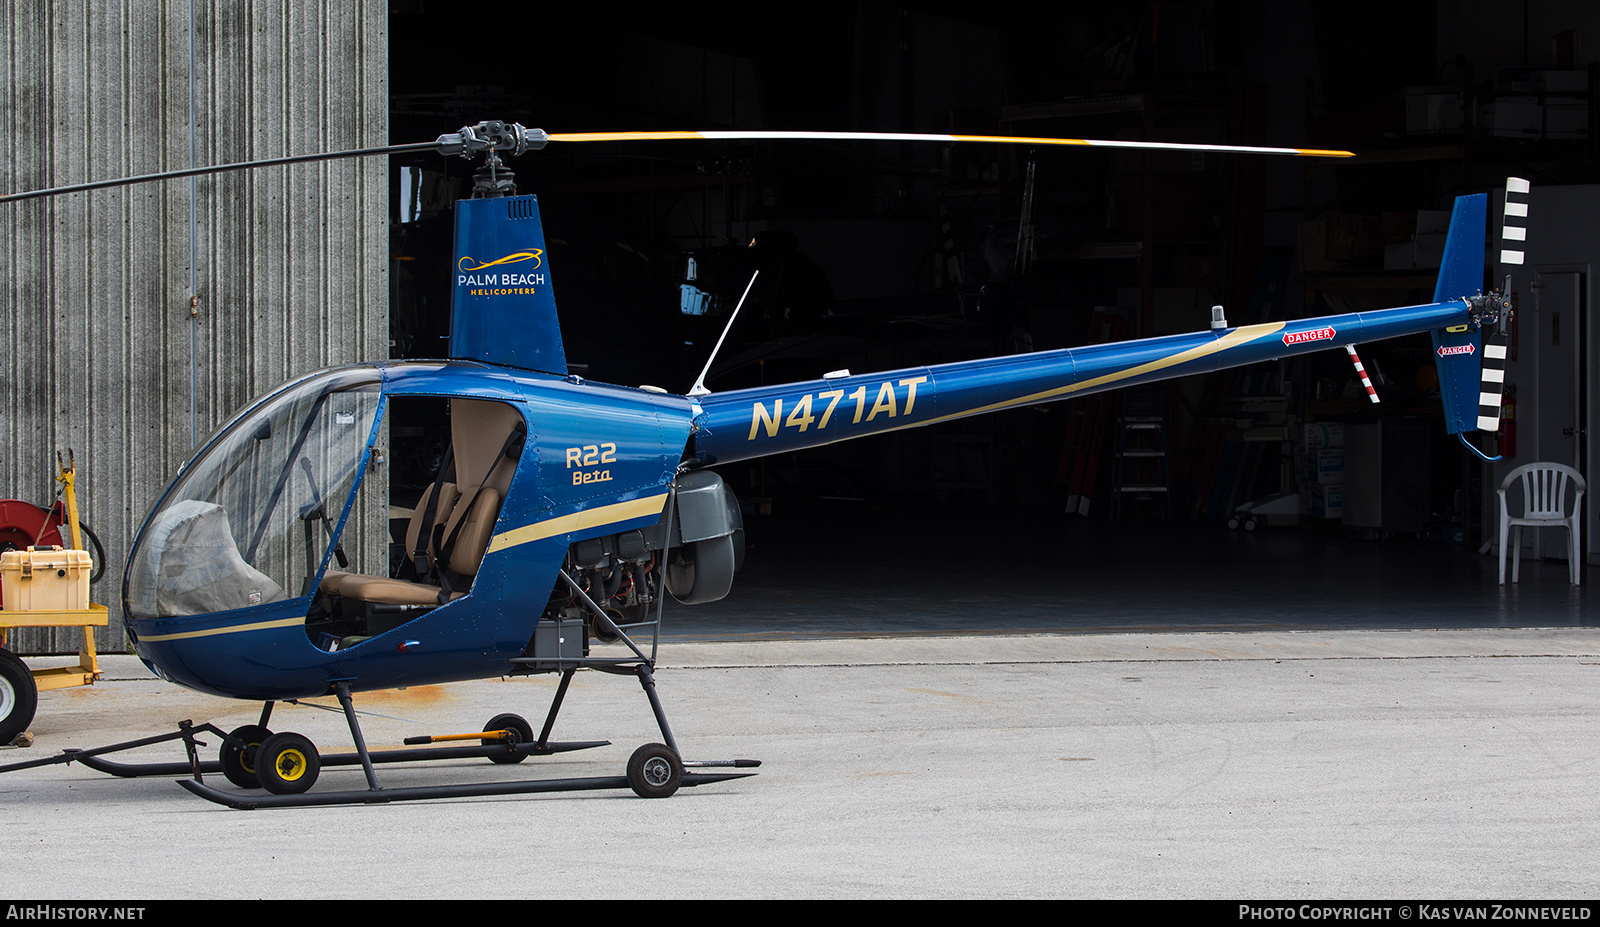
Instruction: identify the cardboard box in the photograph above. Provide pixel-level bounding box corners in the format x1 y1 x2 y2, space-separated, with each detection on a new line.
1416 210 1451 235
1384 240 1416 270
1404 87 1463 135
1477 100 1543 139
1499 69 1588 92
1 546 92 611
1382 210 1448 269
1326 214 1384 261
1541 71 1589 92
1545 102 1589 139
1302 449 1345 485
1299 221 1336 271
1414 232 1446 269
1297 422 1345 452
1308 482 1344 519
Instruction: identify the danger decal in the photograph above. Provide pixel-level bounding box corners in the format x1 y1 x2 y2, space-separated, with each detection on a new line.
1283 327 1336 346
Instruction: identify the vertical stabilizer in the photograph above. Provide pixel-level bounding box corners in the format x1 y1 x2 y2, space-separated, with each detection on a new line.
1431 192 1487 304
449 195 568 374
1428 192 1488 433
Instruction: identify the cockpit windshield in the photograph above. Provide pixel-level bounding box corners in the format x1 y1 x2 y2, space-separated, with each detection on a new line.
125 367 383 618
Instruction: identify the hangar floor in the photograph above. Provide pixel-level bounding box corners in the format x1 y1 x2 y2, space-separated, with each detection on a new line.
664 502 1595 640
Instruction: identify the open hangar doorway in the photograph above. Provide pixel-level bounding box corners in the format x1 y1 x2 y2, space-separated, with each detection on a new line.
385 1 1598 634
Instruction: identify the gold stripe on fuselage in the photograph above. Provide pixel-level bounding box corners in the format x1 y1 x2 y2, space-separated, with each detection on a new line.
135 615 307 643
896 321 1286 431
486 493 670 555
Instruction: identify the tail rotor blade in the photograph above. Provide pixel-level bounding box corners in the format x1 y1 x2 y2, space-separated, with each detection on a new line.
1480 176 1527 432
1477 327 1510 432
1500 177 1530 266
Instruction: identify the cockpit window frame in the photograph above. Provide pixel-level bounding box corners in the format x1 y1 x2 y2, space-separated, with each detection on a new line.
124 366 386 619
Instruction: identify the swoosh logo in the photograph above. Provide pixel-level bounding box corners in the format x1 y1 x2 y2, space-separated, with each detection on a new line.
458 250 543 273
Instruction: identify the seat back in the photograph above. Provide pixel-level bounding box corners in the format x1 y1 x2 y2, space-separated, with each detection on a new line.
405 481 460 571
440 486 501 577
1503 462 1585 520
449 399 522 498
433 399 524 588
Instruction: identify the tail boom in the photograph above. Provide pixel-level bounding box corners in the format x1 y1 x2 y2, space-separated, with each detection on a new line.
690 301 1471 466
686 188 1503 464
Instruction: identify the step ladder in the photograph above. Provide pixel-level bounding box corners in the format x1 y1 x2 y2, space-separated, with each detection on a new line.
1055 306 1129 517
1113 386 1172 520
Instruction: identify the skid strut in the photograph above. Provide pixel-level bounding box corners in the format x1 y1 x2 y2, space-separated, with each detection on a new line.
177 671 756 808
1 663 758 807
5 653 758 807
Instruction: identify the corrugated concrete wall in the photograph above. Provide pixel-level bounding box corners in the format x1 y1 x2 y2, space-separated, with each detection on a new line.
1 1 388 653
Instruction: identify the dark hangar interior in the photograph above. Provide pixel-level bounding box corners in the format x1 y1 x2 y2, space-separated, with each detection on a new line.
386 0 1600 631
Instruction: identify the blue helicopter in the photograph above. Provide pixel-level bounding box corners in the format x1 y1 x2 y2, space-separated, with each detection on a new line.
0 123 1519 807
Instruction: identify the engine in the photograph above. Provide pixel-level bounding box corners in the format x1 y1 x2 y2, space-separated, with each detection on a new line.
543 469 745 650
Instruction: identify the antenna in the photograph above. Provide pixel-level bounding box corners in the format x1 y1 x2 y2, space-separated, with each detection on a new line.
687 271 760 398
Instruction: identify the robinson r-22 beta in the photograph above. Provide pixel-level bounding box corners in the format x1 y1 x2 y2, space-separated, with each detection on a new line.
0 122 1520 808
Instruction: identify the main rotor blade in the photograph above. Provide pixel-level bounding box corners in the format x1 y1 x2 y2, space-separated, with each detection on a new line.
545 129 1354 159
1 122 1353 205
0 139 443 204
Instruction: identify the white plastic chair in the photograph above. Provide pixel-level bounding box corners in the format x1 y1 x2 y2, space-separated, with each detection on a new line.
1498 462 1586 584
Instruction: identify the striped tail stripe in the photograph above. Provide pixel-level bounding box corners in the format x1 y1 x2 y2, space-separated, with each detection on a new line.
1500 177 1530 265
1477 335 1510 431
1345 345 1380 403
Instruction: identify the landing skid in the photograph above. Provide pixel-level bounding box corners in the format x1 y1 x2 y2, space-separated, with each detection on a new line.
68 738 611 779
1 659 759 808
178 768 756 810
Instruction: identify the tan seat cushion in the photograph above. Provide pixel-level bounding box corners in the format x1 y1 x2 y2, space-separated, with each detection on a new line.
330 575 462 606
320 486 500 606
319 482 460 598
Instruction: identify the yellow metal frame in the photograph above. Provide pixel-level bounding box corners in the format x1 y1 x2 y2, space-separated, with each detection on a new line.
0 452 105 691
0 604 106 689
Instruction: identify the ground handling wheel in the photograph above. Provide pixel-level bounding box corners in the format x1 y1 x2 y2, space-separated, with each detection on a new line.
626 742 684 798
0 649 37 745
218 724 273 789
257 732 321 795
482 713 534 765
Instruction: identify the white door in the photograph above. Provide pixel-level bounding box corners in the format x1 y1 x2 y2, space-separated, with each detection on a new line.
1530 269 1587 562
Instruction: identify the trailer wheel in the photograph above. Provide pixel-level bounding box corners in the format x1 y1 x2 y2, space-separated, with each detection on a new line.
0 649 37 745
257 732 320 795
626 742 683 798
483 713 534 764
219 724 273 789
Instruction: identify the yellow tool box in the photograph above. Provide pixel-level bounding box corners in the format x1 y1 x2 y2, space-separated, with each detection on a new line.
1 546 93 611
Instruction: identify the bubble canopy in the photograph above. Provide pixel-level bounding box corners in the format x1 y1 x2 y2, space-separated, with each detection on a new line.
125 367 383 619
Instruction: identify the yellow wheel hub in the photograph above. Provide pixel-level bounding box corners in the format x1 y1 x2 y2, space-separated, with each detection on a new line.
274 749 308 781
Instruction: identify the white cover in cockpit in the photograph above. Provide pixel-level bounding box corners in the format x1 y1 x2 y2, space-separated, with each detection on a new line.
127 500 287 617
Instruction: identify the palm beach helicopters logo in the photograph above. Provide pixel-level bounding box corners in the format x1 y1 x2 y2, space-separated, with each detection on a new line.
457 250 545 296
